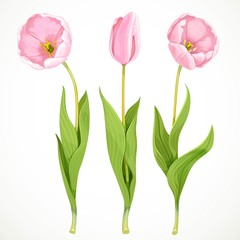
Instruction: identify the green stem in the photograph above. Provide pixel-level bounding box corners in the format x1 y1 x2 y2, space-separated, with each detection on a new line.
121 64 129 184
62 62 79 131
172 65 182 126
69 207 77 234
122 64 126 126
172 201 179 235
122 207 130 234
121 65 130 234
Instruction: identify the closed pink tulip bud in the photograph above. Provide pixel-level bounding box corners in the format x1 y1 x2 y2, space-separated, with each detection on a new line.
110 12 140 65
168 14 219 70
18 13 72 70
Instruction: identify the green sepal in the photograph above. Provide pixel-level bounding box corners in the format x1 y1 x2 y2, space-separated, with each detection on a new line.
60 87 78 161
56 135 76 209
169 86 190 160
153 107 173 175
100 89 129 205
167 127 214 204
125 99 140 205
69 92 90 192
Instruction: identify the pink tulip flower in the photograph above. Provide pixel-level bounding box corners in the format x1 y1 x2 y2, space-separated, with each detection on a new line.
167 14 219 70
18 13 72 70
110 12 140 65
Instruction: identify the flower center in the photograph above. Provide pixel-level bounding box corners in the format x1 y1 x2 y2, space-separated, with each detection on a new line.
183 40 197 52
40 40 56 57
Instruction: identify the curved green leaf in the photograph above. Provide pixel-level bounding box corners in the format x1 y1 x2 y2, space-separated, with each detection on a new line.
125 99 140 204
100 89 129 205
69 92 90 192
56 135 76 209
125 98 140 131
167 127 214 203
60 87 78 161
153 107 173 175
169 86 190 160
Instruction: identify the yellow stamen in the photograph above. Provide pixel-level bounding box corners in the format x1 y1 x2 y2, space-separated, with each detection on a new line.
186 41 193 51
40 40 56 57
183 40 196 52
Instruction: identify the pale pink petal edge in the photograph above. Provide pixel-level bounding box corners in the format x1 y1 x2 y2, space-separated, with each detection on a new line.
169 43 196 70
19 55 44 70
54 29 71 58
44 57 66 68
129 13 140 63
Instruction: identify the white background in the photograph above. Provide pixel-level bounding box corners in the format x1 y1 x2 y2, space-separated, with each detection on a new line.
0 0 239 239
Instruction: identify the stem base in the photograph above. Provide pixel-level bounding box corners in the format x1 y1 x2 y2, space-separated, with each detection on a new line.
122 207 130 234
172 203 179 235
69 208 77 234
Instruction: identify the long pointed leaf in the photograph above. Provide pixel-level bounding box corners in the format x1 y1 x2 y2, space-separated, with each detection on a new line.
60 87 78 161
167 127 214 203
100 89 130 206
169 86 190 160
56 135 76 209
69 92 90 192
153 107 173 175
125 98 140 131
125 99 140 204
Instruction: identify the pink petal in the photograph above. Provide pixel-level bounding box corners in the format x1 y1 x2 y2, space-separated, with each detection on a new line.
129 35 136 61
212 35 219 58
112 12 140 64
18 26 46 68
109 17 123 62
54 42 70 60
60 28 72 49
168 43 195 70
167 14 195 43
20 56 44 70
192 51 216 68
53 14 72 49
168 14 219 69
191 52 206 67
54 30 71 59
41 13 72 36
44 58 66 68
116 13 135 64
167 19 186 43
194 29 219 55
128 15 140 63
194 36 214 52
186 18 210 43
25 14 63 43
18 13 72 70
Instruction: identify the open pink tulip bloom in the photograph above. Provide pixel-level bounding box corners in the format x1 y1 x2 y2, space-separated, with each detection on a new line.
110 12 140 65
168 14 219 70
18 13 72 70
